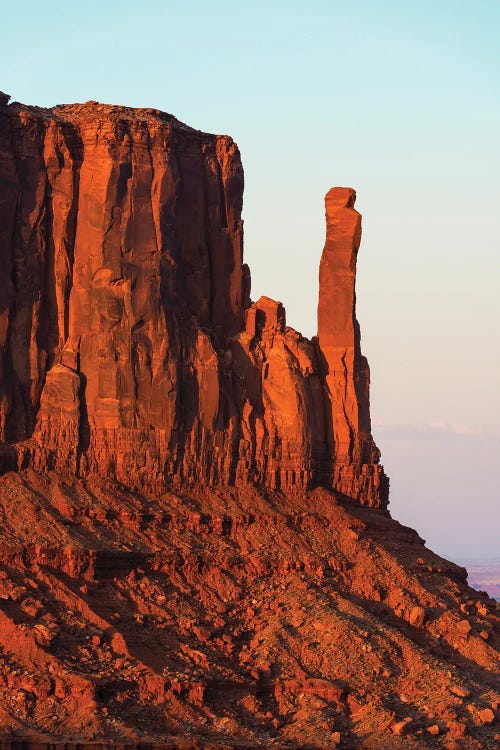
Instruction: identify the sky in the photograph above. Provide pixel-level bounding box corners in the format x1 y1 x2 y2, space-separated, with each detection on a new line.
2 0 499 559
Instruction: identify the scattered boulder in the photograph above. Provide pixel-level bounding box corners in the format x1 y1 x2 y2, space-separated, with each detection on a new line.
409 606 426 627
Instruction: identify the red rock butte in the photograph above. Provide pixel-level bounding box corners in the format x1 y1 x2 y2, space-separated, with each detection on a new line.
0 94 387 507
0 93 497 749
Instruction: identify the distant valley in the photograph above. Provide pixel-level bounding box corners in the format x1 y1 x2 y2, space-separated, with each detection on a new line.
461 559 500 600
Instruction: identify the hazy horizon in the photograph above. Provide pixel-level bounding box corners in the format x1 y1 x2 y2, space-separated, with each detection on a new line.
2 0 498 559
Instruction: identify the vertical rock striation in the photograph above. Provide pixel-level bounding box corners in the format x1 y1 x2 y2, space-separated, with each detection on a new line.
0 96 498 750
0 94 387 507
317 188 388 505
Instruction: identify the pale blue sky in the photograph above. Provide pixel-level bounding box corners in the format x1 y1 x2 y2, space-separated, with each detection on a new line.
2 1 499 557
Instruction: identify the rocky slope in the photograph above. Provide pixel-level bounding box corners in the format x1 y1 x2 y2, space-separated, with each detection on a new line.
0 93 497 749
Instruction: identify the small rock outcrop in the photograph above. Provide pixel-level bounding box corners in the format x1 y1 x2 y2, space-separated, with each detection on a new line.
0 95 387 506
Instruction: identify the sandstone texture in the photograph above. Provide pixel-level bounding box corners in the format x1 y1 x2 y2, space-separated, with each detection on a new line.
318 187 387 504
0 472 496 749
0 94 497 749
0 94 386 506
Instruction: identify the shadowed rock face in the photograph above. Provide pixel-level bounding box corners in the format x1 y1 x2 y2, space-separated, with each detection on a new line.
0 95 387 507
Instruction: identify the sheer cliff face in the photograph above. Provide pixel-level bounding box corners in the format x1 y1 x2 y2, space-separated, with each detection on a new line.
0 94 387 507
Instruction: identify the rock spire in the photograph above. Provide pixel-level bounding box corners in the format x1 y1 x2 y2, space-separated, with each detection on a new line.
0 97 387 507
318 187 387 504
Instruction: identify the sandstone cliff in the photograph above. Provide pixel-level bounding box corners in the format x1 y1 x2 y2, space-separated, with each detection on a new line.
0 94 497 749
0 93 387 507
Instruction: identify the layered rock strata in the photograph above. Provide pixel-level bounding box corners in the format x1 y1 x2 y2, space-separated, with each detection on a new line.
0 93 387 506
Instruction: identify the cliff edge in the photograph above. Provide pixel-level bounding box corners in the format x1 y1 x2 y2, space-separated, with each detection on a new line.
0 95 386 506
0 95 497 749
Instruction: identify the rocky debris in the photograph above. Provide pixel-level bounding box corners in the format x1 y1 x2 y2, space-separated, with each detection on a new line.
0 97 386 506
451 685 471 698
409 606 426 627
478 707 495 724
0 95 497 749
391 717 413 735
0 471 495 747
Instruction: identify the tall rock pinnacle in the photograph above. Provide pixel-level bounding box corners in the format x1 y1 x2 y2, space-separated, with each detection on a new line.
317 188 388 505
0 97 387 507
0 97 497 750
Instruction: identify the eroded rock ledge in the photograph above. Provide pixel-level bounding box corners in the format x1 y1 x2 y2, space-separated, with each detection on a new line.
0 95 387 507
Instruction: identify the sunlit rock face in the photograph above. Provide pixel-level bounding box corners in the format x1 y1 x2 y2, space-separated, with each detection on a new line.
0 95 386 507
0 95 498 750
318 187 388 506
